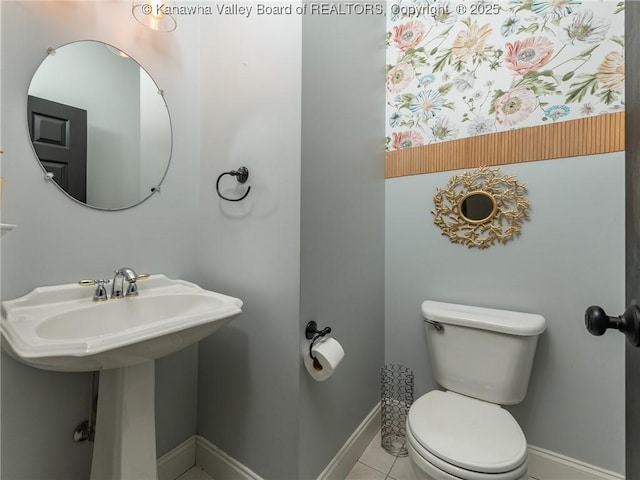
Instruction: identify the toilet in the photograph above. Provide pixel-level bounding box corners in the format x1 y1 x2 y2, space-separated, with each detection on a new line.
407 301 546 480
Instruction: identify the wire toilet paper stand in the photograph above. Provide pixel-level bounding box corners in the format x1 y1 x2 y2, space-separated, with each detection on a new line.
380 364 414 456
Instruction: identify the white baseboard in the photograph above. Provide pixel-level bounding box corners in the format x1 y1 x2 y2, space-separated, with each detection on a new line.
316 402 381 480
157 436 197 480
195 435 263 480
192 403 380 480
157 412 623 480
155 403 380 480
528 445 624 480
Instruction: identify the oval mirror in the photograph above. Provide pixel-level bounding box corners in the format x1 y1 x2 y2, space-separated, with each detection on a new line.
458 190 497 224
27 40 172 210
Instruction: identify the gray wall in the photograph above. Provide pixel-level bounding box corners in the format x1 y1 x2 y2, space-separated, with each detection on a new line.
195 7 386 480
385 153 626 473
1 2 201 477
195 10 303 480
298 10 386 479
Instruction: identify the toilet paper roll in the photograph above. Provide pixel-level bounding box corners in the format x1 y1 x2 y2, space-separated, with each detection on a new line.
304 336 345 382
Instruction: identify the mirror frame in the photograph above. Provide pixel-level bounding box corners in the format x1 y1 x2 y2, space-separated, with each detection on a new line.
432 167 530 249
27 41 173 211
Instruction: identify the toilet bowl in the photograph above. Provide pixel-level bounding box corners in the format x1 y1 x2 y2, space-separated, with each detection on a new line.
407 301 546 480
406 391 528 480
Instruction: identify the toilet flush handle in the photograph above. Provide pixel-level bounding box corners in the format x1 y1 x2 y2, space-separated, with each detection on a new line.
423 317 444 331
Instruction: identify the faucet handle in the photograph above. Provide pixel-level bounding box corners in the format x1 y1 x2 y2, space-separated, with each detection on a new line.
79 279 111 287
124 273 150 297
79 279 111 302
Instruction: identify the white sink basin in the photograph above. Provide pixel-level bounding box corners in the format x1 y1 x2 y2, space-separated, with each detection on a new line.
1 274 243 371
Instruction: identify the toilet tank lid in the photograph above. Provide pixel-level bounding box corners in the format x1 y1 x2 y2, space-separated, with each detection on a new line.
422 301 546 336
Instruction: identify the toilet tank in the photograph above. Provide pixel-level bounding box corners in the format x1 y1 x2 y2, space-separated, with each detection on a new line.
422 301 546 405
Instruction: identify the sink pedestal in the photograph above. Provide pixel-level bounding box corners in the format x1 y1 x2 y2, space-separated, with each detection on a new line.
91 361 158 480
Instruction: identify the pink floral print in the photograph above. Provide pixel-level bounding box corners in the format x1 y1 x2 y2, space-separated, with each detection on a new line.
504 36 555 75
393 21 426 52
392 131 425 150
494 87 537 126
386 63 414 93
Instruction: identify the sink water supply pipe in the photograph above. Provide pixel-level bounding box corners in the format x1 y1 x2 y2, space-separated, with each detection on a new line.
73 371 99 442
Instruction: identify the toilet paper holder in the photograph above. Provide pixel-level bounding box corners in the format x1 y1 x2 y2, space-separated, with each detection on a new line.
305 321 332 369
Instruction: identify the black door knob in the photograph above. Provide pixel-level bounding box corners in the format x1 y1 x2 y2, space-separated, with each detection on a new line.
585 304 640 347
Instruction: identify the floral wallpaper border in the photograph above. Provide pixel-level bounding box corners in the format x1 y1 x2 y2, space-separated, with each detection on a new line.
386 0 626 153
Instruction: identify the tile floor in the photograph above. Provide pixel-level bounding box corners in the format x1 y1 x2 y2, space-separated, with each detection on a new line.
347 430 540 480
175 465 213 480
345 431 413 480
345 431 540 480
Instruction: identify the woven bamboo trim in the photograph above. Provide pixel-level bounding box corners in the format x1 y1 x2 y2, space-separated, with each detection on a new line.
385 112 625 178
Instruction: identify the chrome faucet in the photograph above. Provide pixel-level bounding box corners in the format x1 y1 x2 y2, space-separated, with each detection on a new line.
112 267 139 299
80 269 149 301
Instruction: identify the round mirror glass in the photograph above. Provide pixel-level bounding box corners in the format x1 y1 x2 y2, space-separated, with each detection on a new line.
27 40 172 210
458 191 497 224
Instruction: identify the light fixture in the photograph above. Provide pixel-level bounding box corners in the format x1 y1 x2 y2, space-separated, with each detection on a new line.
132 0 177 32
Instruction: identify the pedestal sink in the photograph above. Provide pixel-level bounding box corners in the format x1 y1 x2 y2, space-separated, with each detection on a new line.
1 274 243 479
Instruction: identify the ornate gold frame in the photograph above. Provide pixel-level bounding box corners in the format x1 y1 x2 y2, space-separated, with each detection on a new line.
432 167 530 249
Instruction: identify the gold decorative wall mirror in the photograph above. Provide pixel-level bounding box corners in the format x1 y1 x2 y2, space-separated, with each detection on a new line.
432 167 530 249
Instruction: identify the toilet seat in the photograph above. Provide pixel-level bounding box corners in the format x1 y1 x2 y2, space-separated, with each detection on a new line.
407 391 528 479
407 433 529 480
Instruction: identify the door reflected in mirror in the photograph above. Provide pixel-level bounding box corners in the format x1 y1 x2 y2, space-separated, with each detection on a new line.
27 40 172 210
458 191 497 224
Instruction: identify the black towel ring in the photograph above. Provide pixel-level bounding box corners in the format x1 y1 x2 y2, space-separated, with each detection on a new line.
216 167 251 202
